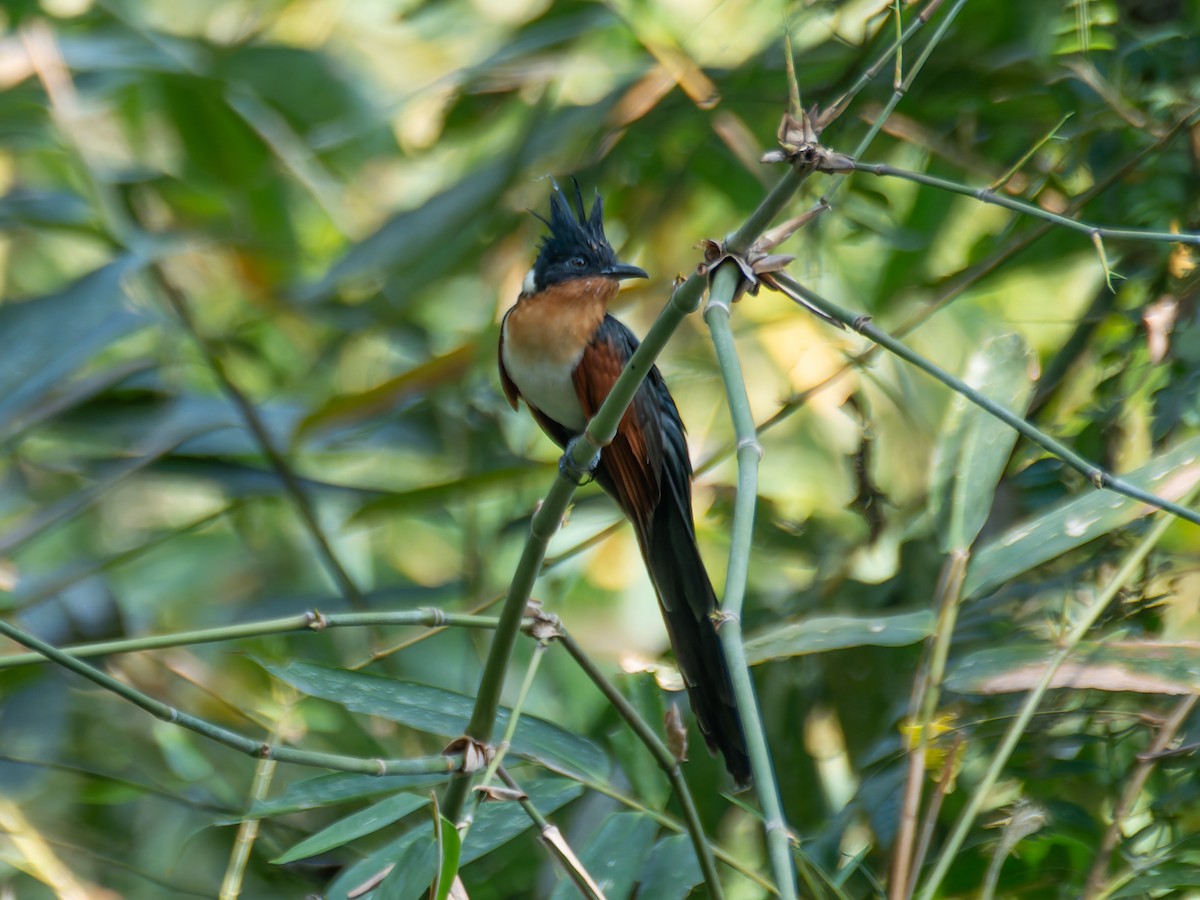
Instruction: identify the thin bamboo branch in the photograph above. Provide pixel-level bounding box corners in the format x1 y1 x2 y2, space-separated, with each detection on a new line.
906 732 964 899
850 160 1200 246
743 99 1200 460
0 609 507 670
771 273 1200 529
220 722 281 899
704 263 796 900
821 0 949 128
496 767 605 900
459 643 549 840
0 616 457 776
823 0 970 206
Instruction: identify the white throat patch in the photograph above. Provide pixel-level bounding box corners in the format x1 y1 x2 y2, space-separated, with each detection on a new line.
521 268 537 295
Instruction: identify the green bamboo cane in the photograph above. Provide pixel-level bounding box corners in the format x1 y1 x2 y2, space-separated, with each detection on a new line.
704 263 797 900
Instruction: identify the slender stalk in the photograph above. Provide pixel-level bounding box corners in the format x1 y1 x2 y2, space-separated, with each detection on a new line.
151 268 367 609
891 552 968 899
917 483 1200 899
821 0 948 127
557 630 725 898
0 609 507 670
851 160 1200 245
772 273 1200 529
704 263 796 900
0 616 457 776
220 731 280 899
459 642 548 841
497 767 605 900
907 733 964 899
823 0 969 206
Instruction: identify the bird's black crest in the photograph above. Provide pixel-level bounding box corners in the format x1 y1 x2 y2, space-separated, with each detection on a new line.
529 178 620 291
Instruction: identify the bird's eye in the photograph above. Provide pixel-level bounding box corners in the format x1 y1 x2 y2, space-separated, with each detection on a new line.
570 256 587 268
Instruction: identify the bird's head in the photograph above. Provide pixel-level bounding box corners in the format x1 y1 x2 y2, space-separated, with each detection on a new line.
524 179 648 294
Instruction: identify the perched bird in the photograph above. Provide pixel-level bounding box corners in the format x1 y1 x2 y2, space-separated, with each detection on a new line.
498 180 751 786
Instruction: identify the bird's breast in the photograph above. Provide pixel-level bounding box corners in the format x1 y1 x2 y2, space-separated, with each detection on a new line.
501 278 616 433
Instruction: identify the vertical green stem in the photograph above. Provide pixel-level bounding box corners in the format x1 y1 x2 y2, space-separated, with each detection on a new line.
892 552 967 899
704 263 797 900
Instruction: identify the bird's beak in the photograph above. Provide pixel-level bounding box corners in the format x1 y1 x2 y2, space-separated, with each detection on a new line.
602 263 649 281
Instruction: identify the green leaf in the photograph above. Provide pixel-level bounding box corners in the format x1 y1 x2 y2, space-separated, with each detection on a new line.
297 344 477 440
244 771 447 820
262 660 608 778
431 813 461 900
549 812 658 900
964 436 1200 598
298 165 512 303
1109 862 1200 898
326 777 581 898
634 833 703 900
946 640 1200 695
929 333 1036 553
272 791 429 864
350 464 551 524
0 258 147 438
377 827 438 900
743 610 935 664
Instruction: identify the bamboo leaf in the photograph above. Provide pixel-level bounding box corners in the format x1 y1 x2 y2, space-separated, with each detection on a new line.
947 640 1200 695
743 610 935 664
377 827 438 900
634 833 703 900
272 791 429 864
548 812 658 900
297 344 476 440
243 772 448 820
0 258 147 438
431 813 461 900
929 333 1037 553
262 661 608 778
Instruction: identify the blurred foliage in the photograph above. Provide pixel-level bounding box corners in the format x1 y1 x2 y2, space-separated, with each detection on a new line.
1 0 1200 897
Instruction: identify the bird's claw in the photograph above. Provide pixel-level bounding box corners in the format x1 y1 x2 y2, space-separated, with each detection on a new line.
559 437 600 485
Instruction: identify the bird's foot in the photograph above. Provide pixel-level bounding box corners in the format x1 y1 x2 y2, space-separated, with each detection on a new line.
559 436 600 485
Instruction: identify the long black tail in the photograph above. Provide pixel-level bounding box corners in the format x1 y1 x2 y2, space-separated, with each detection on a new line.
639 486 751 787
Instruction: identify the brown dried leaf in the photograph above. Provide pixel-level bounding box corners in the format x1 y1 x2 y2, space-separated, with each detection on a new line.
1143 295 1179 364
664 704 688 763
472 785 527 802
442 736 491 773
